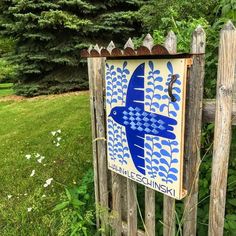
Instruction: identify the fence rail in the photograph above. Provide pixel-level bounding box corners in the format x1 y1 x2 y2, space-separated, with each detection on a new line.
86 20 236 236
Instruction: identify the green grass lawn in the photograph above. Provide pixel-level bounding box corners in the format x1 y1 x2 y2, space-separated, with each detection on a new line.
0 92 94 235
0 83 13 96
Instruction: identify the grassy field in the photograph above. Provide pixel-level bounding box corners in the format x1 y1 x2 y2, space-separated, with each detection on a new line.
0 92 94 235
0 83 13 96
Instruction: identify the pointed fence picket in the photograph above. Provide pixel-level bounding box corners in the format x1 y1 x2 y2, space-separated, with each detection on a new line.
86 20 236 236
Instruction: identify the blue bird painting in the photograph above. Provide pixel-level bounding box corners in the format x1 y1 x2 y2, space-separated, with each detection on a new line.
108 63 177 175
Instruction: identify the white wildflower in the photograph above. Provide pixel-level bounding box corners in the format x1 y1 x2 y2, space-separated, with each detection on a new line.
43 178 53 187
57 137 61 141
56 143 60 147
27 207 32 212
7 195 12 199
25 154 31 160
24 193 27 196
42 194 46 198
37 156 45 163
57 129 61 134
30 170 35 177
35 153 40 158
51 131 56 136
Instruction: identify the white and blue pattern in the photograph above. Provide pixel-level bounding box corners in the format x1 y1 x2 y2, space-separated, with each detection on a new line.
106 60 182 184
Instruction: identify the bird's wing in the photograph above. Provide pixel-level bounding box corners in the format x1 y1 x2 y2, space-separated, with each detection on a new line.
125 128 145 175
152 113 177 140
126 63 145 109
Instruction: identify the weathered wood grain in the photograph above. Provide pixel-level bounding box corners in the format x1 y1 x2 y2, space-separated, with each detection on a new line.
203 99 236 124
163 30 177 236
127 180 137 236
208 21 236 236
112 173 122 236
124 38 135 49
143 34 154 51
122 221 145 236
183 25 206 236
145 187 155 236
164 31 177 55
121 177 128 222
107 41 115 53
87 57 100 228
92 56 109 233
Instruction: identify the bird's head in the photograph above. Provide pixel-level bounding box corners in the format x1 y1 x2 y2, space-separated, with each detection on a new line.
109 106 124 124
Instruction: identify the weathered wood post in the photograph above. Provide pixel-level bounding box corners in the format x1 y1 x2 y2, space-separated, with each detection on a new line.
183 25 206 236
87 45 109 234
208 21 236 236
163 31 177 236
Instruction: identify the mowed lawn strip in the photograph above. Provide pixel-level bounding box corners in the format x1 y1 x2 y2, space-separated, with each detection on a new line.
0 83 13 97
0 92 93 235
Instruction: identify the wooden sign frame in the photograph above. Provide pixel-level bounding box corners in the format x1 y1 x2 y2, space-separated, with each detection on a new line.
105 57 192 200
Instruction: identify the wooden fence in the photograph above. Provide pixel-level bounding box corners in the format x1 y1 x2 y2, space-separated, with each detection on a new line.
86 20 236 235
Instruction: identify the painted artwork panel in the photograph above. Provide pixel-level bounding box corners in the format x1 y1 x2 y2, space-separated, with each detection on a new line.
105 59 188 200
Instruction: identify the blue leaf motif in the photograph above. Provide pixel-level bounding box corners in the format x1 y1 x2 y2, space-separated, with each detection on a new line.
173 87 181 93
148 61 154 71
167 174 177 181
145 136 160 179
160 104 168 112
147 165 153 171
160 158 170 167
115 126 130 165
152 159 159 165
172 148 179 153
152 166 159 171
170 102 180 111
145 143 152 150
159 172 166 177
159 166 167 173
171 141 178 146
160 149 171 157
153 151 161 158
169 111 177 117
171 158 178 164
169 168 178 173
154 94 161 99
146 88 153 93
161 140 169 146
145 158 152 165
167 61 173 74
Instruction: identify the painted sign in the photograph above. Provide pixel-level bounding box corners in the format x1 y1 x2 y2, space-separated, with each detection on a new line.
106 59 190 199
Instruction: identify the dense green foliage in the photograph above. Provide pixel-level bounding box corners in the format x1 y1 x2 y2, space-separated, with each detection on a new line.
0 0 144 96
0 36 17 83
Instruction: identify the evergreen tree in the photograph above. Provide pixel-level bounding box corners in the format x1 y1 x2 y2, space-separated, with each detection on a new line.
0 0 145 96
